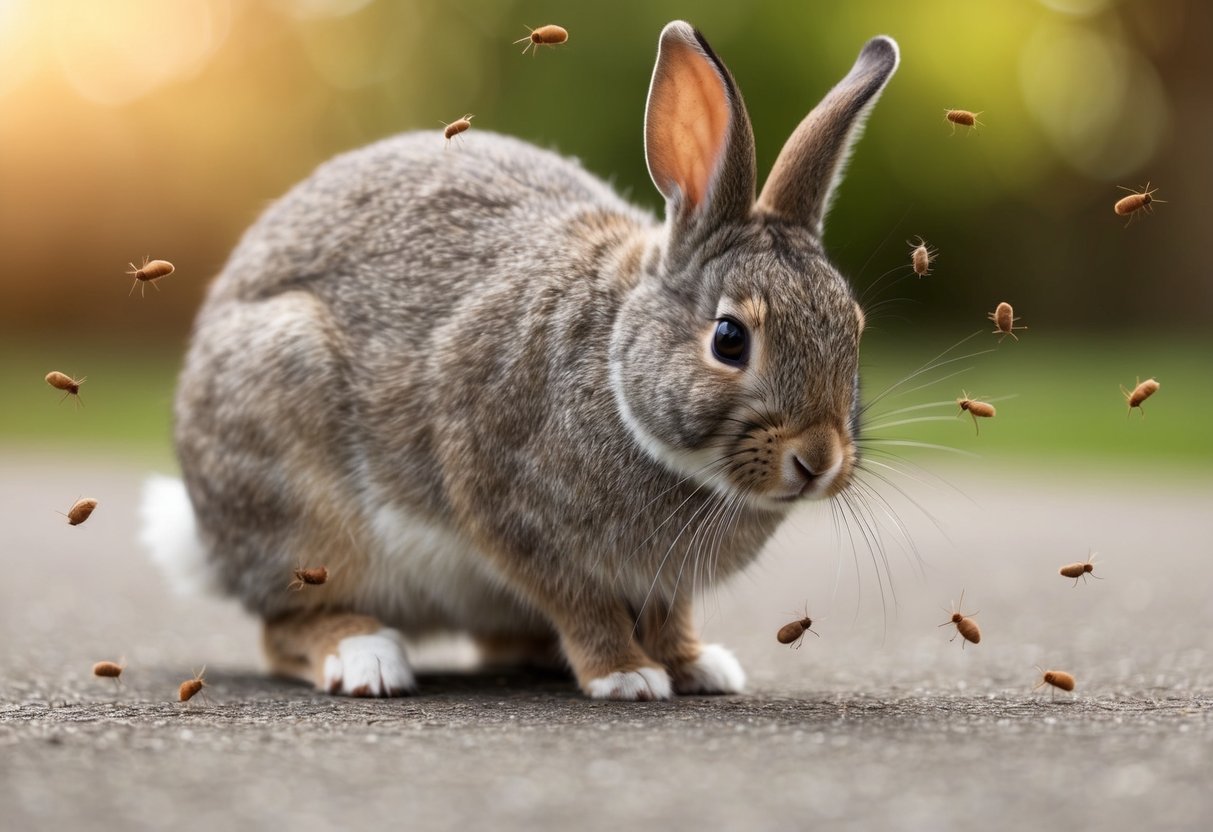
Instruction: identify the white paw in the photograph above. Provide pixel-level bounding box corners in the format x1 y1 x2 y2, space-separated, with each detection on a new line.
675 643 746 695
585 667 672 701
322 629 416 697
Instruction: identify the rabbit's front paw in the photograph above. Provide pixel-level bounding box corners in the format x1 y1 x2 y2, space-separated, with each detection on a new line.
322 629 416 697
585 667 672 701
671 643 746 695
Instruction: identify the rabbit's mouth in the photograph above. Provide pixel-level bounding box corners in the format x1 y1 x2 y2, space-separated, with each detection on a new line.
769 452 848 504
721 422 855 510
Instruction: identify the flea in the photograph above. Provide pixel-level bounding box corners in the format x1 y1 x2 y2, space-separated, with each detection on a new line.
988 301 1027 342
288 566 329 592
514 24 568 56
1121 378 1159 417
908 237 936 277
956 391 996 435
776 608 818 648
45 371 86 405
179 667 208 703
939 591 981 648
944 109 982 133
1059 551 1100 587
127 257 175 297
1114 183 1164 227
62 497 98 526
1034 666 1076 700
92 660 124 686
441 114 474 146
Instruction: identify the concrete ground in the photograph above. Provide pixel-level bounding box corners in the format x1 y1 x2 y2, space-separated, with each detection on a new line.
1 450 1210 831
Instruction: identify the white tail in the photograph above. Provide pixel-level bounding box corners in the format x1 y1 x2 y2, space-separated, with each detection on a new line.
140 475 220 596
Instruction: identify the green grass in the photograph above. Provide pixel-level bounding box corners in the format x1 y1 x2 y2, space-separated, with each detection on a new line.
858 330 1212 472
2 333 1210 472
1 339 181 465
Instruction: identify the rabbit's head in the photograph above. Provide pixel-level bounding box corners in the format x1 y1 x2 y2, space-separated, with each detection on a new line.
610 21 898 512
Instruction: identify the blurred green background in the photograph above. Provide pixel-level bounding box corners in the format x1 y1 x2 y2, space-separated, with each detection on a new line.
1 0 1209 470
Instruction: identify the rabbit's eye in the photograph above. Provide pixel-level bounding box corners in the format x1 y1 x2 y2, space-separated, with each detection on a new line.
712 317 749 366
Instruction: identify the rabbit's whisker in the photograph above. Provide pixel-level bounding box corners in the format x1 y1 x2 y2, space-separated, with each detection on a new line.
858 438 979 458
632 489 723 636
868 363 984 410
600 461 728 589
858 331 986 416
668 490 732 629
696 490 732 618
857 451 974 506
854 203 912 287
860 295 921 324
862 399 957 419
857 263 907 306
708 488 748 619
848 486 897 610
857 461 956 543
863 415 964 432
851 476 924 579
836 489 891 639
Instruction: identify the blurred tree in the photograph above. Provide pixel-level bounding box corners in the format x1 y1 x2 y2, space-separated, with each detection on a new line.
0 0 1208 341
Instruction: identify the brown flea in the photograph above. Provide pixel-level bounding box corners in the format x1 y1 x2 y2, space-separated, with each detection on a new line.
179 667 207 703
1059 550 1100 586
1121 377 1159 417
92 660 124 685
956 391 996 435
127 257 175 297
288 566 329 592
64 498 99 526
442 114 474 145
776 608 818 648
1114 183 1164 227
514 24 569 55
938 590 981 648
988 301 1027 342
908 236 936 277
944 109 981 133
1034 666 1076 700
45 371 86 405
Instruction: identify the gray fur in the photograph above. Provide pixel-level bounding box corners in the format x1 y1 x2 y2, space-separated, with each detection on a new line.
173 22 899 690
757 36 900 235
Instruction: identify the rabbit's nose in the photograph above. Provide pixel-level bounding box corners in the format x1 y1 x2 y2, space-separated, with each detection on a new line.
784 427 844 497
792 455 821 488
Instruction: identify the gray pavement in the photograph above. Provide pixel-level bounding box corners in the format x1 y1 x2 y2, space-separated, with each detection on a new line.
1 449 1211 831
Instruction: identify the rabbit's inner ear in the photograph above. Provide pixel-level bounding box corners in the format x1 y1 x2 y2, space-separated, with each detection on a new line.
645 21 754 227
645 35 728 210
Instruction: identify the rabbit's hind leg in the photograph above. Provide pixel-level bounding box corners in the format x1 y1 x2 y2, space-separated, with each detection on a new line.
263 610 416 697
640 597 746 695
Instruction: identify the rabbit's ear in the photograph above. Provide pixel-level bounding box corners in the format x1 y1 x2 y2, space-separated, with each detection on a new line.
757 36 899 236
645 21 755 245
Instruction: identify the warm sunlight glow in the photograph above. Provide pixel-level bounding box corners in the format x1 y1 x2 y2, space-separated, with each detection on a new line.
269 0 375 20
52 0 232 107
0 0 39 97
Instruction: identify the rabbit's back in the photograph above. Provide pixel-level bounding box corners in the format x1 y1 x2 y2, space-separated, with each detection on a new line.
208 130 652 317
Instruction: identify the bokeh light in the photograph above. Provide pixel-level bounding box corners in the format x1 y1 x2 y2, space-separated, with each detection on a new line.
1020 18 1169 179
52 0 233 107
0 0 1208 344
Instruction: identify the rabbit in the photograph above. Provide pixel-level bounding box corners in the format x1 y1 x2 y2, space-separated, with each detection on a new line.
141 20 899 700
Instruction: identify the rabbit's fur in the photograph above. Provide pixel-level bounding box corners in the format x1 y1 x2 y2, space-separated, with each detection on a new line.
153 21 898 699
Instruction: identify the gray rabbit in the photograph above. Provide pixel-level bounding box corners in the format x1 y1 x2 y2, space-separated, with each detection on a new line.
142 21 899 700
